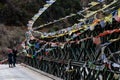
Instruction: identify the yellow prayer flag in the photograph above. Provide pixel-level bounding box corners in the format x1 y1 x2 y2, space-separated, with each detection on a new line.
104 14 112 23
89 2 99 6
41 35 45 38
83 25 88 29
118 8 120 17
57 34 64 37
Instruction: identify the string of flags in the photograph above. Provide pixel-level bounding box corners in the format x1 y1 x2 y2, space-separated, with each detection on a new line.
27 8 120 40
33 1 100 30
33 0 117 30
27 0 118 40
23 28 120 58
25 0 119 41
27 0 56 30
23 0 119 50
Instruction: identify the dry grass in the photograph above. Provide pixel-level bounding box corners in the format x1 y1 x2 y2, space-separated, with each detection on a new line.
0 24 26 48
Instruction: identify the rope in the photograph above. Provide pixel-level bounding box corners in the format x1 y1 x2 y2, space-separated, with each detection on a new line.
27 0 57 29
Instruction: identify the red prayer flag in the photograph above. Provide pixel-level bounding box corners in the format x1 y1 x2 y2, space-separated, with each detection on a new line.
93 37 101 45
45 52 49 55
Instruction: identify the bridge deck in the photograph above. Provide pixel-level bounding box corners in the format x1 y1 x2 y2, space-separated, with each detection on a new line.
0 64 53 80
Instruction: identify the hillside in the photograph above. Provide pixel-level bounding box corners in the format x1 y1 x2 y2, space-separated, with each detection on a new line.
0 0 84 26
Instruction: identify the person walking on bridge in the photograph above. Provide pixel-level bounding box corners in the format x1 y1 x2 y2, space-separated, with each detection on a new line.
12 48 18 67
8 49 13 68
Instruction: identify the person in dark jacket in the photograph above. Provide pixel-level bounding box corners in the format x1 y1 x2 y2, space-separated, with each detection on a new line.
8 49 13 68
12 48 18 67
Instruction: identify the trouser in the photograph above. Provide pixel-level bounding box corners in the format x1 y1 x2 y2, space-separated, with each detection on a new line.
8 59 13 67
13 58 16 66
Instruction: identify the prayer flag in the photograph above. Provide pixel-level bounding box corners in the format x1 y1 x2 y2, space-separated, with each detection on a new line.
93 37 101 45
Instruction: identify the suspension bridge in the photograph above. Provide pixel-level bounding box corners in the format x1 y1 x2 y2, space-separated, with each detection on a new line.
0 0 120 80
